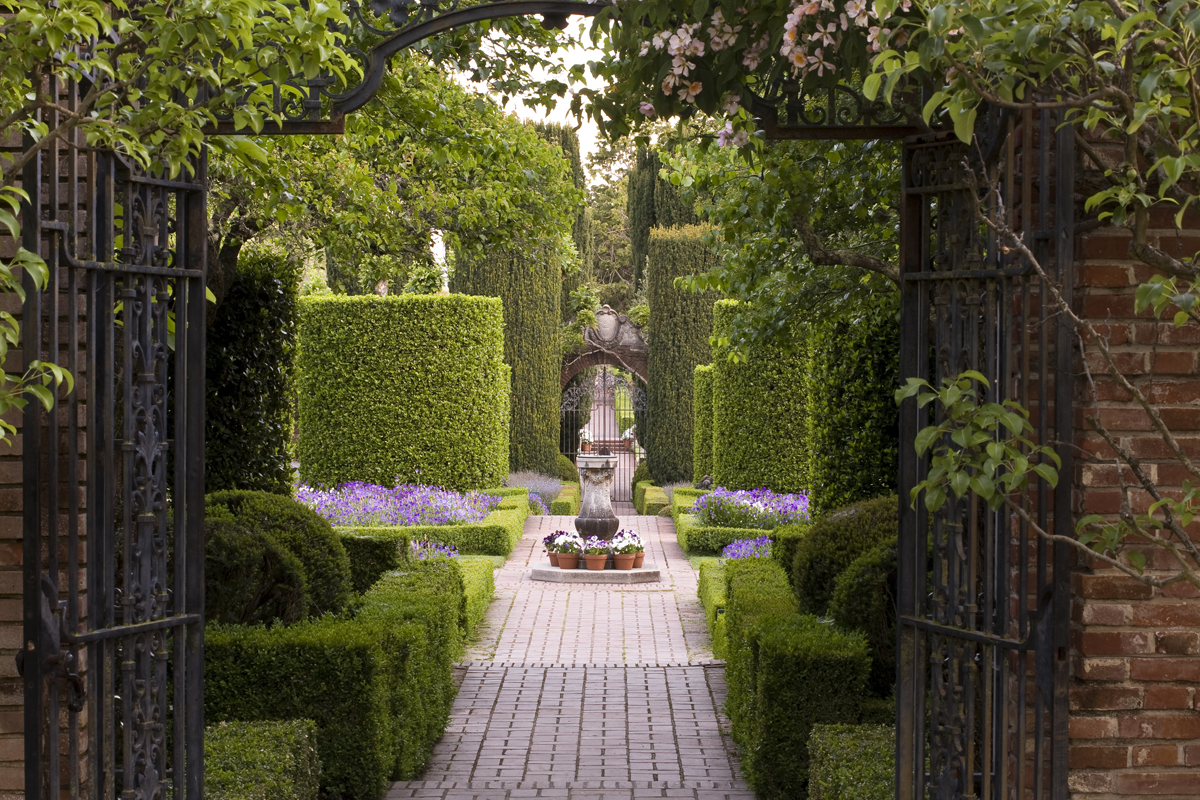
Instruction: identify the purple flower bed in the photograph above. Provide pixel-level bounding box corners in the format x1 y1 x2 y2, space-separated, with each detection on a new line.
410 540 460 560
720 536 773 561
296 482 502 527
691 487 810 529
528 492 549 516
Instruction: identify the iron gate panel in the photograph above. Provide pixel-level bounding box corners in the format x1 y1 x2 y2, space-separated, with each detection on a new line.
896 118 1073 800
560 367 646 502
19 78 206 800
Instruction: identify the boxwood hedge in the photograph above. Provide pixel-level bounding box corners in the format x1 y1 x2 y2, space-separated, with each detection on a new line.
337 502 528 563
206 720 321 800
674 514 767 555
692 364 714 483
697 559 727 658
549 482 580 515
808 724 895 800
793 494 898 616
297 295 509 490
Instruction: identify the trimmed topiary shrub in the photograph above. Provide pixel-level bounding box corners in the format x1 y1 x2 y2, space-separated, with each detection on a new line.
645 225 721 484
204 507 308 626
337 529 411 595
630 460 651 500
671 487 708 520
297 294 509 490
793 494 898 616
554 452 579 482
638 485 669 516
808 724 895 800
697 559 727 658
772 523 810 589
804 297 900 515
206 720 321 800
549 482 580 515
674 514 767 555
711 300 809 492
452 247 561 475
829 536 898 697
692 364 713 483
206 241 299 495
459 556 497 638
207 490 352 617
336 502 528 559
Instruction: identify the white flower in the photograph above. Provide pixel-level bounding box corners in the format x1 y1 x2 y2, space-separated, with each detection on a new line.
806 47 835 77
639 101 657 117
639 40 650 56
678 80 703 103
672 55 697 76
668 31 690 55
786 47 807 70
867 25 890 51
652 31 670 49
721 93 741 114
685 37 706 57
662 74 679 94
845 0 869 23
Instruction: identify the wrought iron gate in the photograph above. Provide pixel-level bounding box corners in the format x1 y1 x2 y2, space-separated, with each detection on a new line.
20 84 207 800
895 118 1073 800
560 367 647 501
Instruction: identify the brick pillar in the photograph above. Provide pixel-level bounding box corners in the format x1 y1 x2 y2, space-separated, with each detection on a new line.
1069 211 1200 798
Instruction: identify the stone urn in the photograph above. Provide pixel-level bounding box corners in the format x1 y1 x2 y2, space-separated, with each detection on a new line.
575 454 620 539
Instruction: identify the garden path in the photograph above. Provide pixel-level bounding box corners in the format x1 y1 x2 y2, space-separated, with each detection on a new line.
385 510 756 800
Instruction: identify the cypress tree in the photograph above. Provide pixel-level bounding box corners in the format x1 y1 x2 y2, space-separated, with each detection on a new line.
627 147 658 290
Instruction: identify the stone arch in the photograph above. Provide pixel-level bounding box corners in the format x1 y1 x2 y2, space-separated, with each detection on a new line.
560 305 648 388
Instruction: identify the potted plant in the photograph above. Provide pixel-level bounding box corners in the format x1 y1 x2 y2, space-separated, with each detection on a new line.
583 536 609 570
579 428 594 453
543 532 562 567
555 532 583 570
609 529 640 570
620 425 636 454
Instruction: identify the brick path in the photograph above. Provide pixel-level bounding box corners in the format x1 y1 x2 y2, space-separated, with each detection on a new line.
386 507 756 800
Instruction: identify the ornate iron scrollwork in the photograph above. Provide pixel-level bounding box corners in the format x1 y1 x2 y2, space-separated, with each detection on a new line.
748 76 923 140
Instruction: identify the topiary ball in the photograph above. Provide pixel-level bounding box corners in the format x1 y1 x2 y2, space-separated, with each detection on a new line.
204 506 308 626
792 494 897 616
206 490 353 618
554 452 579 483
829 536 898 697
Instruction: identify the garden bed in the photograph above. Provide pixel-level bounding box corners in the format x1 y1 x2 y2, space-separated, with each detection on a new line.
335 494 529 562
549 482 580 515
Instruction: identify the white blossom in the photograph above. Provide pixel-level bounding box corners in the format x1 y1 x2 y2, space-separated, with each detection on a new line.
717 121 735 147
721 93 741 114
639 40 650 56
678 80 703 103
652 31 669 49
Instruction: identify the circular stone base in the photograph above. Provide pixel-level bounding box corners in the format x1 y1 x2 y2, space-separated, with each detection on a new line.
530 560 662 584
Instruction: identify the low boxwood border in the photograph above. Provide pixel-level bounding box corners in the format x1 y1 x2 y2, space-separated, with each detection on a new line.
637 484 669 516
459 556 497 638
697 559 727 658
206 719 321 800
808 724 895 800
336 503 528 561
674 514 769 555
549 482 580 515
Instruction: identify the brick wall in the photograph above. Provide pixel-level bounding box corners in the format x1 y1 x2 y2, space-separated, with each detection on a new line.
1068 213 1200 798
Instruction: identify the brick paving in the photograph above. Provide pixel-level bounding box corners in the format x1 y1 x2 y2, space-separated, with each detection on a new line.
385 508 756 800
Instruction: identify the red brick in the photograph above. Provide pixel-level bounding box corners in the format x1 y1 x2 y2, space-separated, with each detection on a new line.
1185 744 1200 766
1084 348 1146 374
1092 407 1154 431
1134 603 1200 627
1071 686 1144 710
1078 657 1131 681
1130 657 1200 682
1161 581 1200 598
1155 632 1200 655
1131 745 1180 766
1116 773 1200 794
1157 407 1200 430
1076 574 1155 600
1145 380 1200 404
1143 685 1194 709
1070 715 1118 738
1070 744 1128 768
1079 603 1132 625
1068 771 1114 793
1079 233 1133 260
1081 264 1133 287
1149 351 1196 375
1078 631 1155 656
1118 713 1200 738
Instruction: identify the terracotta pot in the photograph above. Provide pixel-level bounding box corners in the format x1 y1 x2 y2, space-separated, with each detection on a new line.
613 553 636 571
549 552 560 567
558 553 580 570
581 443 593 453
584 554 608 571
633 551 645 568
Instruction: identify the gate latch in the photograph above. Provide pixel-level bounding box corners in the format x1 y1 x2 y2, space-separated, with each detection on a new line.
15 576 86 712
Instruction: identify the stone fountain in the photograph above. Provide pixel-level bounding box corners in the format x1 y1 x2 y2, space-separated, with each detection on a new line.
574 453 620 539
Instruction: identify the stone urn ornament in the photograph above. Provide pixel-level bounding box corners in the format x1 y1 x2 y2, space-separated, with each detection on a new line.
575 453 620 539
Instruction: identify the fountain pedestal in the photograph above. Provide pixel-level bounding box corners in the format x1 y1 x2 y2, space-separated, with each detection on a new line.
575 454 620 540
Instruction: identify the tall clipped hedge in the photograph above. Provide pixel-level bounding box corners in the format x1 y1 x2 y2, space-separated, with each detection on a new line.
692 364 713 482
645 226 721 484
711 300 808 492
452 248 561 474
206 241 298 494
297 295 508 490
627 146 701 289
804 297 900 514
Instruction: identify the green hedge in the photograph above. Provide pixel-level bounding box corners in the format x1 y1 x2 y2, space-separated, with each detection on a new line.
671 487 708 520
697 559 727 658
793 495 898 616
804 297 900 515
206 241 299 495
452 246 561 474
549 482 580 515
337 502 528 561
338 529 410 595
692 364 714 483
459 556 497 638
205 507 307 626
297 294 509 490
829 536 898 697
645 226 720 484
630 460 651 500
206 720 321 800
772 524 810 589
554 452 579 482
633 479 655 512
711 300 809 492
206 491 353 622
721 558 870 799
674 514 767 555
808 724 895 800
637 484 669 516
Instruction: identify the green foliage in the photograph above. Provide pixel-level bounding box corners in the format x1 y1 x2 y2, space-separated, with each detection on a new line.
829 538 898 698
630 460 652 501
771 524 810 589
204 508 308 626
674 514 767 555
805 299 900 515
459 556 497 638
297 294 509 490
671 487 709 518
625 146 703 289
645 225 721 484
452 247 561 474
711 300 809 492
336 504 528 559
534 122 590 268
337 529 410 596
637 485 669 516
206 241 299 495
692 364 714 483
208 490 352 618
808 725 895 800
206 720 321 800
549 482 581 516
697 560 727 658
793 495 898 616
554 453 580 482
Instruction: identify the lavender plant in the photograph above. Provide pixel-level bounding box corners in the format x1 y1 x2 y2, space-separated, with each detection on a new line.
720 536 773 561
296 482 501 527
507 471 562 508
528 493 549 516
692 487 811 530
410 540 461 560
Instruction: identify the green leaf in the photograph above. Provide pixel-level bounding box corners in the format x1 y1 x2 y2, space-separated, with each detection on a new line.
1032 463 1059 488
915 425 940 456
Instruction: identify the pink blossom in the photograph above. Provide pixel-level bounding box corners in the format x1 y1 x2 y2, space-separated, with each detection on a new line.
732 130 750 147
678 80 703 103
721 93 741 114
639 101 657 117
717 121 735 147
